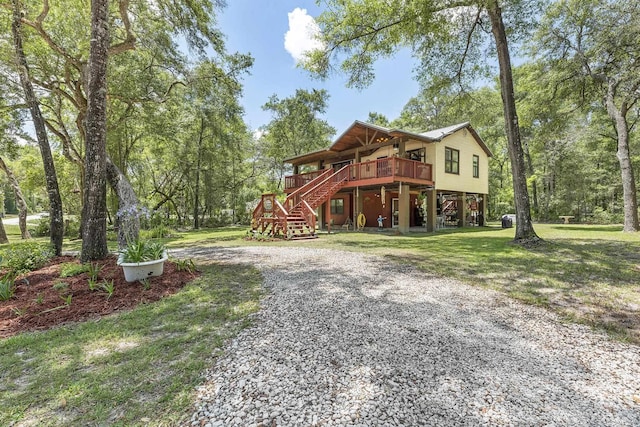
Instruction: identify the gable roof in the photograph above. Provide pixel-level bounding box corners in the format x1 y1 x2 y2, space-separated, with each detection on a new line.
285 121 493 165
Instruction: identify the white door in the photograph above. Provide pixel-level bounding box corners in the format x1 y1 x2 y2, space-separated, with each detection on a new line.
392 198 399 228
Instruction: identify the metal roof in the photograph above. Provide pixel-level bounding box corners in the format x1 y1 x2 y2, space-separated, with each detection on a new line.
284 121 493 165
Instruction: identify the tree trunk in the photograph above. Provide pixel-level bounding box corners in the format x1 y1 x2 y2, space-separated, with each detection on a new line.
106 156 140 248
605 85 638 232
523 139 538 217
0 156 31 239
487 2 540 244
81 0 110 262
11 0 64 253
193 117 205 230
0 219 8 244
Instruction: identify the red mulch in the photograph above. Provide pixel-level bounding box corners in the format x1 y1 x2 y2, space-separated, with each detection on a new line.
0 255 200 339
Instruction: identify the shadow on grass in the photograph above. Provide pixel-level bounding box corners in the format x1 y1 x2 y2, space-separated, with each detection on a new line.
549 225 624 232
336 233 639 343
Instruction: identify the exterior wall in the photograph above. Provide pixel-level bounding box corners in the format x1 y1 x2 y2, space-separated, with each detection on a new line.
360 145 398 162
325 194 352 228
362 190 388 228
433 130 489 194
360 190 419 228
358 131 488 196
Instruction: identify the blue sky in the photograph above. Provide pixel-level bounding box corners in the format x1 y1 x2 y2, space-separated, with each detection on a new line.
217 1 420 135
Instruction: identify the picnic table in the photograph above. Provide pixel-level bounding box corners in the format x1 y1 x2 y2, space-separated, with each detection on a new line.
559 215 575 224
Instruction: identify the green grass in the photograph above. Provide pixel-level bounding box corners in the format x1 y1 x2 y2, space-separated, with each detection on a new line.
0 261 262 426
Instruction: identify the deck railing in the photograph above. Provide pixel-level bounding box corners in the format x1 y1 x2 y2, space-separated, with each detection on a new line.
284 170 326 191
285 158 432 191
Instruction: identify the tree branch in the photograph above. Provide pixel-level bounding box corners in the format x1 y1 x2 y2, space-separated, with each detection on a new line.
108 0 136 55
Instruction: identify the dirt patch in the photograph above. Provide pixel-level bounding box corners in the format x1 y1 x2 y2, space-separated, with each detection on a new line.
0 255 199 339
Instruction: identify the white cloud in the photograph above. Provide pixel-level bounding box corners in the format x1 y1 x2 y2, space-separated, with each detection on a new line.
253 129 266 140
284 8 324 64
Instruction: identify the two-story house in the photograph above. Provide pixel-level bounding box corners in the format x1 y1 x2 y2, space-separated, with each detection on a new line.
252 121 492 239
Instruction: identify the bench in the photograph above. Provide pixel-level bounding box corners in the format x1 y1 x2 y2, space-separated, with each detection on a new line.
559 215 575 224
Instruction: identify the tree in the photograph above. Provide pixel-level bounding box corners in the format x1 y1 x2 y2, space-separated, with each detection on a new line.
1 0 239 246
306 0 541 243
259 89 335 190
366 112 389 127
81 0 110 262
533 0 640 231
0 156 30 239
10 0 64 252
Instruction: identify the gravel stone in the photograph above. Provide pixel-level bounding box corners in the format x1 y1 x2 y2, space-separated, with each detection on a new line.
176 246 640 426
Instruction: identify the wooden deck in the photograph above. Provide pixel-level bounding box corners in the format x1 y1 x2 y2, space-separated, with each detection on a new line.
285 158 433 192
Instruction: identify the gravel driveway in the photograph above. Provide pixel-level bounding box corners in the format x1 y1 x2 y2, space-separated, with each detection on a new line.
178 246 640 426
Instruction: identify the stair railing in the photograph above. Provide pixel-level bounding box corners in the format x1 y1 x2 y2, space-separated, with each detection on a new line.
285 168 333 211
300 165 350 210
272 199 289 236
297 200 316 233
251 198 264 229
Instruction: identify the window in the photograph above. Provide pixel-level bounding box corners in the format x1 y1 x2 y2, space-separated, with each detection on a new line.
407 148 425 162
330 198 344 214
473 155 479 178
445 147 459 174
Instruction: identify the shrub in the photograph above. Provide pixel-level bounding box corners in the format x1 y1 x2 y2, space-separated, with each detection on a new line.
0 242 55 273
63 218 80 238
591 207 624 225
29 216 51 237
0 274 16 301
141 225 172 239
59 262 89 278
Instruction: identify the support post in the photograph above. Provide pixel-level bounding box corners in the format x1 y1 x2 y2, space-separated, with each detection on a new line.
426 189 436 232
398 183 410 233
458 192 467 227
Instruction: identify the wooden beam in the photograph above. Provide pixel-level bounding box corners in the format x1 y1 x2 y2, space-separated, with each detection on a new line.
368 130 378 145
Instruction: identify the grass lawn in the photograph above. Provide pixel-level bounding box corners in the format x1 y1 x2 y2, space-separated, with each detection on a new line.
1 221 638 425
0 259 262 426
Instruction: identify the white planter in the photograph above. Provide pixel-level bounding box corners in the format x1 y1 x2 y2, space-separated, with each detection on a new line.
117 251 168 282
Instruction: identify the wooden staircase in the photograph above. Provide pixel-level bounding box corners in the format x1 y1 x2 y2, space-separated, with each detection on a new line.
252 166 350 240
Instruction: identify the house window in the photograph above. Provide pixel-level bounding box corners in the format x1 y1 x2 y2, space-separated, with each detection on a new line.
445 147 459 174
473 155 479 178
407 148 425 162
330 198 344 214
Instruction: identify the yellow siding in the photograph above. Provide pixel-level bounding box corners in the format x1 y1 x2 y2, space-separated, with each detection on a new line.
432 129 489 194
360 129 489 194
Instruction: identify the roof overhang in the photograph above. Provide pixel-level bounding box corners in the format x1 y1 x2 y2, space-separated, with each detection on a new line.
284 121 493 166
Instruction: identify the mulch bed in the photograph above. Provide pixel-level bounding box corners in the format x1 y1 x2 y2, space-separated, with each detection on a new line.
0 255 199 339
